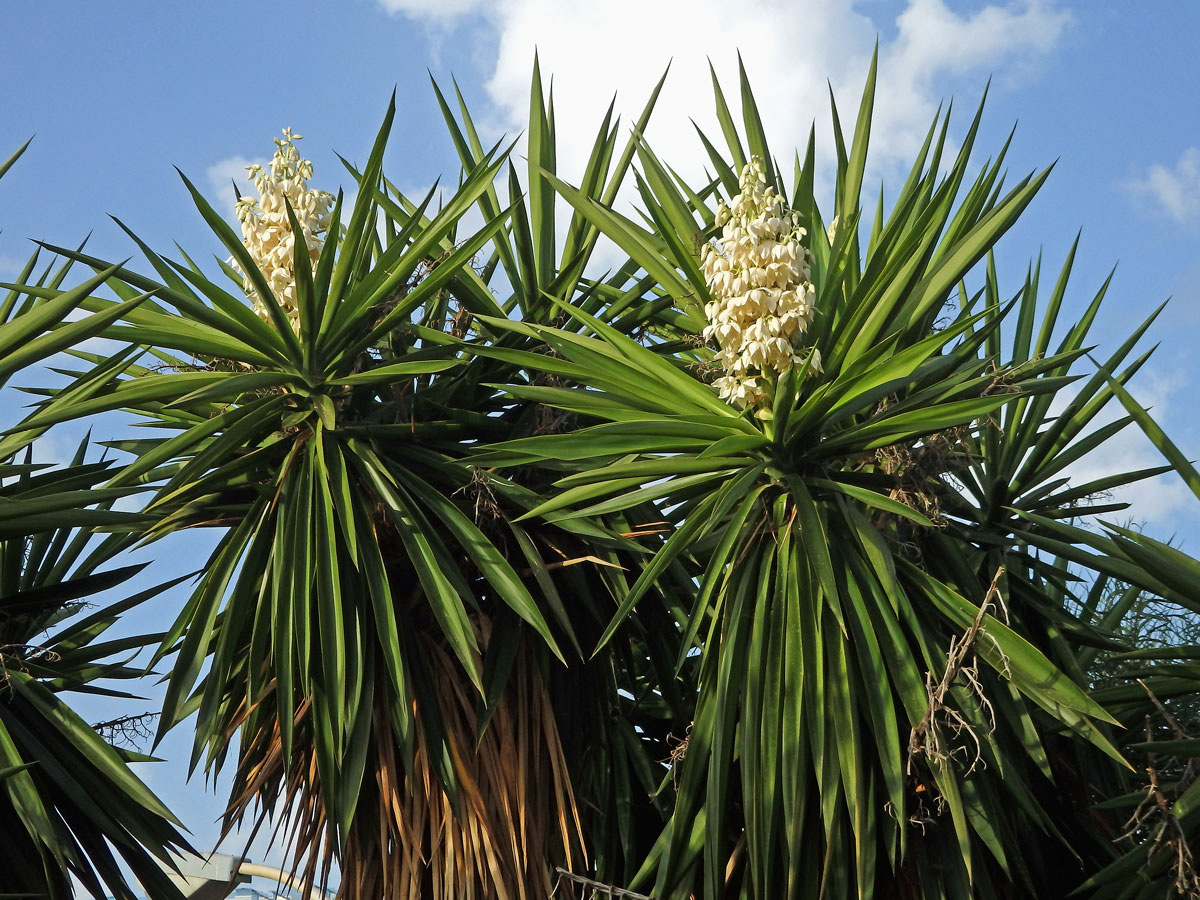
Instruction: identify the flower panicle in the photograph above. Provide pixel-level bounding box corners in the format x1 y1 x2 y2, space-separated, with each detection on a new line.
231 128 335 329
700 157 820 411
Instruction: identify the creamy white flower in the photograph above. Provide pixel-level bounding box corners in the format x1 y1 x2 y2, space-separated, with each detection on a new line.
700 157 820 410
232 128 334 329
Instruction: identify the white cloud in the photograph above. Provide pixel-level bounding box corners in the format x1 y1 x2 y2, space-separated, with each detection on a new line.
1124 146 1200 226
1047 368 1196 530
381 0 1070 199
0 252 29 282
880 0 1068 158
205 155 264 209
20 430 87 469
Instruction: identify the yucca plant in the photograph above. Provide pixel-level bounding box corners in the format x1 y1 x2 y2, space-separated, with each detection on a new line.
465 58 1200 898
1024 396 1200 900
0 140 191 900
0 434 192 900
12 55 1200 900
8 66 697 900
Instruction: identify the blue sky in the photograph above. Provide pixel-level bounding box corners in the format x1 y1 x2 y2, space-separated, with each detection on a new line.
2 0 1199 889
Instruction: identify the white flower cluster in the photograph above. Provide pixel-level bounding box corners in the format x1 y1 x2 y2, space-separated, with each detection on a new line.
233 128 334 328
700 157 820 409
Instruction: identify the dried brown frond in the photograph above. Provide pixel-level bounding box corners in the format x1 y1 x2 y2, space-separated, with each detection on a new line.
91 711 158 750
1121 681 1200 898
554 867 659 900
370 249 453 328
221 623 583 900
620 522 671 539
455 467 505 525
518 555 625 576
150 357 259 374
873 424 969 531
982 356 1039 397
0 644 61 685
664 725 691 790
685 358 722 383
907 567 1008 783
530 366 577 438
678 332 721 382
